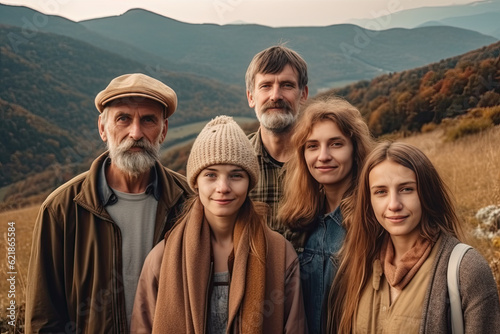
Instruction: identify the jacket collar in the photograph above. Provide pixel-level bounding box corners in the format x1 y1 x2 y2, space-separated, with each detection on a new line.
75 151 185 219
98 156 161 207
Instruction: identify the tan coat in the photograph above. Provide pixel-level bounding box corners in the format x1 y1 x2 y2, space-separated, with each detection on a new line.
131 224 308 333
355 234 500 333
355 238 439 333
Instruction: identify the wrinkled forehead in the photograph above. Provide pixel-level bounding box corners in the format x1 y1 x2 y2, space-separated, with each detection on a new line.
108 98 165 114
258 63 298 78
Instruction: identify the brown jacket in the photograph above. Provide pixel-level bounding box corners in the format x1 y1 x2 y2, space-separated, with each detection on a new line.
131 223 308 333
25 152 191 333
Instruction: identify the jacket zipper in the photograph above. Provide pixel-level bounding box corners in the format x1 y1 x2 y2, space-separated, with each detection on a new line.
82 205 125 333
76 202 126 332
109 221 126 333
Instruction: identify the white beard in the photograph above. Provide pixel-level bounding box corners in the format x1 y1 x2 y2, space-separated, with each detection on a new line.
256 99 297 133
107 136 160 176
259 112 296 133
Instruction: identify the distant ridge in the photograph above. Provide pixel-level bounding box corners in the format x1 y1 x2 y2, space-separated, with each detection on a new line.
79 7 497 93
1 4 496 94
349 0 500 34
420 12 500 38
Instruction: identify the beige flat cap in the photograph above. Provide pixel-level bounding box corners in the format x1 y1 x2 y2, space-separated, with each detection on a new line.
95 73 178 118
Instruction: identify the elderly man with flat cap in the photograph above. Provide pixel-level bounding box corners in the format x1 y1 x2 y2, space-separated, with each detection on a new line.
26 73 192 333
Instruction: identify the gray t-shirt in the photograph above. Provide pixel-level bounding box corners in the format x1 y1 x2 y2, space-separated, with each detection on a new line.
208 271 230 334
106 188 158 327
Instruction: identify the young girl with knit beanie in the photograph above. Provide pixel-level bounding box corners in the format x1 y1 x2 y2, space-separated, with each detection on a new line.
130 116 307 333
327 141 500 333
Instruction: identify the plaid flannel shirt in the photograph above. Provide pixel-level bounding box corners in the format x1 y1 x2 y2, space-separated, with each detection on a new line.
248 129 285 233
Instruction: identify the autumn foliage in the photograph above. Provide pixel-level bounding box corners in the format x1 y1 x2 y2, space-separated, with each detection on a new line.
318 42 500 137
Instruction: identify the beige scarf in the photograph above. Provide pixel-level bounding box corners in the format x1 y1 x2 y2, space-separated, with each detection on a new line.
379 234 434 290
152 198 267 333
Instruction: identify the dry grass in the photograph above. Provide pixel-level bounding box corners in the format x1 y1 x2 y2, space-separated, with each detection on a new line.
402 126 500 212
401 125 500 286
0 205 38 330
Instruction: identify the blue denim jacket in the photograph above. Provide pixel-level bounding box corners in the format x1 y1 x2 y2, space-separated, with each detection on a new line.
298 206 346 334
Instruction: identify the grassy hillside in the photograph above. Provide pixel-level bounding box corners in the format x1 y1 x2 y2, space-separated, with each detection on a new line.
0 205 37 330
401 126 500 287
1 125 499 331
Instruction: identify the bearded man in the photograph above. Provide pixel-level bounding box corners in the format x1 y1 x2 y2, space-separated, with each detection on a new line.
25 73 192 333
245 45 309 232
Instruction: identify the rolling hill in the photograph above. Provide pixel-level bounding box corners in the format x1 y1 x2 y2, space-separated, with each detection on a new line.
317 41 500 136
0 3 200 75
0 24 250 188
1 4 497 94
1 2 499 201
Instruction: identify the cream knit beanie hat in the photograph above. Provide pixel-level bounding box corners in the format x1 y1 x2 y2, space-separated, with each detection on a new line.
186 116 259 192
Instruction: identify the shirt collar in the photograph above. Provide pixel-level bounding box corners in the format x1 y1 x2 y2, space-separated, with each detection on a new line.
249 128 264 157
323 204 343 227
251 128 284 167
98 156 160 206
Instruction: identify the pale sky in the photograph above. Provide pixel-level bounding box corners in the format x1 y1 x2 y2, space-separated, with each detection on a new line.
1 0 481 27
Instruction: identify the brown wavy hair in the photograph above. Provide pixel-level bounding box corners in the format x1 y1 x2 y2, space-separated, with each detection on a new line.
327 141 464 333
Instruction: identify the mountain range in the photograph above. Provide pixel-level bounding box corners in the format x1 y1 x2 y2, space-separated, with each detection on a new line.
0 2 499 191
349 0 500 38
1 4 498 93
0 21 249 188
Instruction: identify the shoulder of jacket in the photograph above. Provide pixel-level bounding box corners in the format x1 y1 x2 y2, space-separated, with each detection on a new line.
161 165 184 179
146 240 166 277
159 166 189 187
265 228 297 258
459 246 490 271
41 171 89 207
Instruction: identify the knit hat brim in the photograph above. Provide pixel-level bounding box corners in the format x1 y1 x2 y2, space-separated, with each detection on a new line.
186 116 259 192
